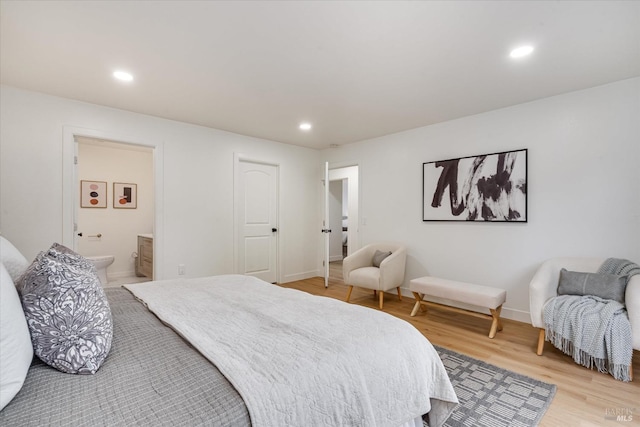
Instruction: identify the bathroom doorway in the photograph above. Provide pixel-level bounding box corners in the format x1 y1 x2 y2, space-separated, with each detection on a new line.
74 136 154 286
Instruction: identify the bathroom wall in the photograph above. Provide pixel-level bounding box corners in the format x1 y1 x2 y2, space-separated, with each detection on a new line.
77 140 154 279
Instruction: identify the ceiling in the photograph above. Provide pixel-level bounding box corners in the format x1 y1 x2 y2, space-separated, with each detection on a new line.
1 1 639 150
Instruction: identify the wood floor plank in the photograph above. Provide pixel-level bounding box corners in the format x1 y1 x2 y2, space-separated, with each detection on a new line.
279 264 640 427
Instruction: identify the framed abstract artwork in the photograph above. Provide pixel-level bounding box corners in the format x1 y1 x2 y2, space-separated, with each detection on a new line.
113 182 137 209
423 149 527 222
80 180 107 208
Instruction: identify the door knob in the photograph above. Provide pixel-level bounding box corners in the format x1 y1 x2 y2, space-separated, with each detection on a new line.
77 232 83 237
272 228 278 232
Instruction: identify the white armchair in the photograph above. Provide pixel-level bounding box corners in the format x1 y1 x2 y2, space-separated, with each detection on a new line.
529 257 640 357
343 243 407 310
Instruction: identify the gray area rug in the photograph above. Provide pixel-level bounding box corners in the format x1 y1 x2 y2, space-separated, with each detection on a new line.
427 346 556 427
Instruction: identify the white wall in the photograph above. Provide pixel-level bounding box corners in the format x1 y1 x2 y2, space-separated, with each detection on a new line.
2 79 638 321
0 85 320 283
77 142 154 278
321 78 640 322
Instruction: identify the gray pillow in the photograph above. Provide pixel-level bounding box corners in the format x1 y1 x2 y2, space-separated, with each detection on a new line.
557 268 626 304
16 248 112 374
372 250 392 268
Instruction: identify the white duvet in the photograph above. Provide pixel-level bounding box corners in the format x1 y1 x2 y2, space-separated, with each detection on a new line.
125 275 457 427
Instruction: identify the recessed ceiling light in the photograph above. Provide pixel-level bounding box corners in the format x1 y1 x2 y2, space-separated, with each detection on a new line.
113 70 134 82
299 122 312 131
509 45 534 59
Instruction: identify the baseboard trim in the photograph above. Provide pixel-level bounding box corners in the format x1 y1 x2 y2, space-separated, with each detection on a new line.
500 307 531 324
280 270 318 284
107 270 136 280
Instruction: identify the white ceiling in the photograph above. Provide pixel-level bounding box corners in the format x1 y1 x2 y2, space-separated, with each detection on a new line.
1 1 639 149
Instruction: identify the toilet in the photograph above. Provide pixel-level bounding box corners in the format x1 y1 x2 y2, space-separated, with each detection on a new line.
86 255 114 285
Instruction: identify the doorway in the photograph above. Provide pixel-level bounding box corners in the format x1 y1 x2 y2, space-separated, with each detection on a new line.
62 126 163 282
75 137 154 284
327 165 359 283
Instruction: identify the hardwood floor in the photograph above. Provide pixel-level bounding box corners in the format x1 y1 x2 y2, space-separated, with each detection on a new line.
280 263 640 427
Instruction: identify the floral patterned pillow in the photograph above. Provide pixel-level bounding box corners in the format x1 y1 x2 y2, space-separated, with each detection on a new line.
17 245 112 374
49 243 97 271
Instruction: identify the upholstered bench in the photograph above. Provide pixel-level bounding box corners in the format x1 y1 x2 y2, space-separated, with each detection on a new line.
409 276 507 338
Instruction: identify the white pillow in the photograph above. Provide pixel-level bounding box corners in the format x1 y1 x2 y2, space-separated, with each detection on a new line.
0 262 33 410
0 236 29 281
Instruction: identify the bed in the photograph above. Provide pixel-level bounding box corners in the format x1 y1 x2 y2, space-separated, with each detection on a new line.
0 238 458 426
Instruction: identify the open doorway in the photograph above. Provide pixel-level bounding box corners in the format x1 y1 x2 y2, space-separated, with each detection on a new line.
75 137 154 286
327 165 358 282
62 126 163 287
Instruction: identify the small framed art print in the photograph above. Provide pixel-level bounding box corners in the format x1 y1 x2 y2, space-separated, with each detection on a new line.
113 182 137 209
80 180 107 208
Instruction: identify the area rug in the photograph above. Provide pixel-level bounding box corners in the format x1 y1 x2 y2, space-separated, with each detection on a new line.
426 346 557 427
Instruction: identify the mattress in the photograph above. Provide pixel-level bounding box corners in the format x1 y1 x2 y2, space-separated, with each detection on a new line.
0 288 250 426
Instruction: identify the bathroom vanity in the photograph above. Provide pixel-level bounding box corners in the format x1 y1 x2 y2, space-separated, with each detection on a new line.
136 234 153 278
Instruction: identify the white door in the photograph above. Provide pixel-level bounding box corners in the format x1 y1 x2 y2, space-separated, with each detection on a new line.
236 160 278 283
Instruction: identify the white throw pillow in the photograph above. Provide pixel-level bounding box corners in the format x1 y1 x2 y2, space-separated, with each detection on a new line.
0 262 33 410
0 235 29 281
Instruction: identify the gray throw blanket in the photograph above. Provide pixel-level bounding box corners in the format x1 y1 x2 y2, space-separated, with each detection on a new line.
543 258 638 382
600 257 640 278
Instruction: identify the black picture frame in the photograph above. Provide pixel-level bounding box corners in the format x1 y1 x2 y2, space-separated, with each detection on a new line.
423 149 527 222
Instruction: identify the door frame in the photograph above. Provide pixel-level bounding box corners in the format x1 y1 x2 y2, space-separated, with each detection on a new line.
233 153 280 283
62 126 164 280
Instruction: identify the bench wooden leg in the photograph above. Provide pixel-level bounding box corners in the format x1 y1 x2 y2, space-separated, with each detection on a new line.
345 285 353 303
410 301 421 317
396 287 402 301
410 292 424 316
379 291 384 310
536 328 545 355
488 305 503 339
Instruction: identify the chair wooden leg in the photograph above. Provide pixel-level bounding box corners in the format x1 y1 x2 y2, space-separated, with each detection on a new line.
379 291 384 310
396 287 402 301
536 328 545 356
373 290 377 297
345 286 353 302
